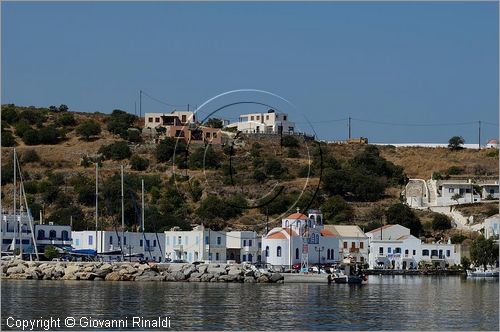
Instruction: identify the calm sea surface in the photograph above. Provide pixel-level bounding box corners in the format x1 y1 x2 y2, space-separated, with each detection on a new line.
1 276 498 331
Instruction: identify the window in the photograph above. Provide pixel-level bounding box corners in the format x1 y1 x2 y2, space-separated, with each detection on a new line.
326 249 330 260
405 249 409 255
265 246 269 257
155 117 160 123
205 132 210 138
343 242 348 249
215 253 220 261
75 239 80 246
248 254 253 262
148 117 153 122
379 247 383 254
284 115 287 121
360 242 364 249
448 188 454 193
243 240 247 246
178 236 182 244
251 116 254 121
258 242 261 249
49 230 56 239
422 249 429 256
413 250 416 255
465 188 471 193
88 235 93 245
351 242 356 249
109 236 113 245
395 248 401 254
213 133 217 138
256 116 260 120
140 239 143 247
124 237 127 245
243 254 247 262
388 247 392 253
37 230 45 240
295 248 299 260
249 239 253 246
153 240 157 247
182 115 186 123
446 250 451 257
277 246 282 257
217 237 221 245
330 250 334 260
62 231 69 240
205 236 209 245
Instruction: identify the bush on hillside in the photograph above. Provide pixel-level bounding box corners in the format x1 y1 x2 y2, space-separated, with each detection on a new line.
56 113 77 127
22 129 40 145
76 120 101 140
431 213 452 231
21 149 40 163
107 109 137 139
386 203 423 236
281 135 299 148
98 141 131 160
2 105 19 124
130 155 150 171
1 131 16 147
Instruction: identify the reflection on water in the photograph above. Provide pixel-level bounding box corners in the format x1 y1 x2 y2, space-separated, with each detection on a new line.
1 275 498 330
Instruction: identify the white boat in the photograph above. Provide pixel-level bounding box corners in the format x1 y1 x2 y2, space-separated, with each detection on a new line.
466 268 499 278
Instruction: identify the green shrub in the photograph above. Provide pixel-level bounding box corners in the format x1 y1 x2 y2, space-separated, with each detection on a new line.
56 113 77 127
22 129 40 145
281 135 299 148
253 169 267 182
44 246 59 260
19 109 46 126
431 213 452 231
188 146 221 169
21 149 40 163
98 141 131 160
107 109 137 139
127 129 142 143
447 166 464 175
486 149 499 158
38 126 62 144
130 155 150 171
287 148 300 158
451 234 467 244
2 105 18 124
1 131 16 147
76 120 101 140
14 120 31 138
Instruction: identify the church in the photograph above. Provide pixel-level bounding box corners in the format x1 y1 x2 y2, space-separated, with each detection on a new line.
262 209 339 268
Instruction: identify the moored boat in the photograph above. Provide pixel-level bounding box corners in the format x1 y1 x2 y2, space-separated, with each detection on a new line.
466 268 499 278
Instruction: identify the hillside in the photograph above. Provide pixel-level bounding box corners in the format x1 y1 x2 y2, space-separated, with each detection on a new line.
1 104 498 239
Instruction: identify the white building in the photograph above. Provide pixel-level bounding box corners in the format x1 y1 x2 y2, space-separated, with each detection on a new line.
262 209 339 268
35 223 72 251
164 226 226 263
486 139 499 149
484 214 500 240
437 181 481 205
226 231 262 263
1 213 35 253
72 231 165 262
481 182 500 200
324 225 369 264
144 110 196 129
366 224 461 269
229 109 295 134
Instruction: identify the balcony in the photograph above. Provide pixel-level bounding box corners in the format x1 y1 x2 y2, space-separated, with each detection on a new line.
37 237 72 242
349 248 360 253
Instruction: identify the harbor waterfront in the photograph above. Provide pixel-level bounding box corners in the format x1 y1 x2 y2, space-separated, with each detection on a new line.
1 276 498 331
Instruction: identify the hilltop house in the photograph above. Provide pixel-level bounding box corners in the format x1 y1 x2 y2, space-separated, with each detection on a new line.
483 214 500 240
261 209 339 268
143 110 223 145
365 224 460 269
227 109 295 134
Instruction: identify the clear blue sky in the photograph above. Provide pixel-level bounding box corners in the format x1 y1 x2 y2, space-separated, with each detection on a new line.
2 2 498 143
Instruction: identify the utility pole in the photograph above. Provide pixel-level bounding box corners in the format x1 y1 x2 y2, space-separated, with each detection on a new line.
134 101 137 116
139 90 142 119
478 120 482 150
95 162 99 253
121 164 125 261
315 246 325 274
348 117 352 140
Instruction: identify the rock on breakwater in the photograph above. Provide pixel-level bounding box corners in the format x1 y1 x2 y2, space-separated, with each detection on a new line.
1 260 284 283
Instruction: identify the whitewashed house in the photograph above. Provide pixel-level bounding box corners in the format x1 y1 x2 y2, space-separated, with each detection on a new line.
35 223 72 251
366 224 461 269
144 110 196 129
226 231 262 263
437 181 481 205
483 214 500 240
262 209 339 268
324 225 369 264
164 225 226 263
486 139 499 149
72 231 165 262
228 109 295 134
480 182 499 200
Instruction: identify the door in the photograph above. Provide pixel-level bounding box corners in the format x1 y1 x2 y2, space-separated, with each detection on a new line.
402 261 407 270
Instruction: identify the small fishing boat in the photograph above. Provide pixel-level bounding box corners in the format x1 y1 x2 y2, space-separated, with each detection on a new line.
466 268 499 278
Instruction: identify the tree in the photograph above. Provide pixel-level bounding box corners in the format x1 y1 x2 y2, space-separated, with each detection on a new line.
38 126 62 144
2 105 18 124
1 131 16 147
431 213 452 231
386 203 423 237
205 118 223 128
451 193 462 205
107 109 137 139
14 120 31 138
22 129 40 145
44 245 59 260
281 135 299 148
98 141 131 160
460 257 471 271
56 113 77 127
264 157 285 178
470 235 499 270
448 136 465 151
156 137 185 163
58 104 69 112
188 146 221 169
321 195 354 223
130 155 149 171
76 120 101 140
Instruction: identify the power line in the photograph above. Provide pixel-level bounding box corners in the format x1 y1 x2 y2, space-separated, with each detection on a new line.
141 90 188 108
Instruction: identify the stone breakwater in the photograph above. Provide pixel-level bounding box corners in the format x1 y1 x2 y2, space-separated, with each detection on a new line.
1 260 284 283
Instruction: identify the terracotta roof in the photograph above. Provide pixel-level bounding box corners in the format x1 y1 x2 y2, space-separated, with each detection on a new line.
487 139 498 144
320 229 337 237
265 227 298 240
286 213 309 220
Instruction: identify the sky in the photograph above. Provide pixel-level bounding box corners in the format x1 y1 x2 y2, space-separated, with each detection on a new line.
1 1 498 143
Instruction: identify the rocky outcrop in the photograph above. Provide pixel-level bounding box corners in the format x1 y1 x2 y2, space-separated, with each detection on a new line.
1 260 283 283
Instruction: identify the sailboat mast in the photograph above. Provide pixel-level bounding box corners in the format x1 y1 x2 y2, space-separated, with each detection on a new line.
121 164 125 260
13 149 18 255
141 179 145 232
95 162 98 252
